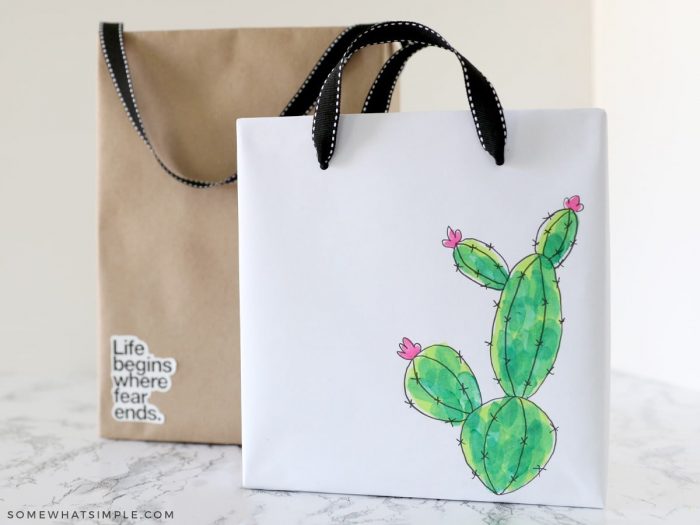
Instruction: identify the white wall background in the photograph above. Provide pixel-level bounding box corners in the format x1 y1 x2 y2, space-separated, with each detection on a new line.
10 0 692 391
594 0 700 391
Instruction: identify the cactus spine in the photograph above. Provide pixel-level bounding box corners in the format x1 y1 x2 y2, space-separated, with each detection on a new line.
398 196 583 495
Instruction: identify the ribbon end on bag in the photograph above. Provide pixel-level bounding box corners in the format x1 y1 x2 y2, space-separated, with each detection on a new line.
495 150 505 166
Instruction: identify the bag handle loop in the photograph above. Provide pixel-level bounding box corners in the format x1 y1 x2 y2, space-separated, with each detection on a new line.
313 22 507 169
361 42 426 114
99 22 384 188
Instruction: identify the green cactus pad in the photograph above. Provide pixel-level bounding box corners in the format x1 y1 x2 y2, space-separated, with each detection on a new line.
536 209 578 267
461 396 556 494
453 239 509 290
491 254 562 398
404 345 481 425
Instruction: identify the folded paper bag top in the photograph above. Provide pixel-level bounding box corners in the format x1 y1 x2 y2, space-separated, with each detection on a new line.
97 23 398 444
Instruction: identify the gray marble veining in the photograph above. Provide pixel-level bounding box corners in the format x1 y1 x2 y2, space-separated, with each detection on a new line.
0 373 698 524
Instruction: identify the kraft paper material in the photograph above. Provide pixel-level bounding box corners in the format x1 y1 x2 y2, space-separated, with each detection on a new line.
98 26 396 444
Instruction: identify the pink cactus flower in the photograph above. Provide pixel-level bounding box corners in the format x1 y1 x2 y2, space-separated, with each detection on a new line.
563 195 584 213
442 226 462 249
397 337 422 360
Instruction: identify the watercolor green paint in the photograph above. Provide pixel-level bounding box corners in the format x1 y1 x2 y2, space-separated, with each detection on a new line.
398 195 583 495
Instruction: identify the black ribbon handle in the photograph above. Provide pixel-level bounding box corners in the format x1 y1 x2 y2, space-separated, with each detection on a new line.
313 21 507 169
280 24 375 117
362 42 426 114
99 22 391 188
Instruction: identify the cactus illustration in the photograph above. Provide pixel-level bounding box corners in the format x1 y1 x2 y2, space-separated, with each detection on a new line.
397 196 583 495
401 340 481 426
491 252 562 398
461 397 556 494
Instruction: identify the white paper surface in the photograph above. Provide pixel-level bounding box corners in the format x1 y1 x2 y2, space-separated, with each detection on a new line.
237 109 609 508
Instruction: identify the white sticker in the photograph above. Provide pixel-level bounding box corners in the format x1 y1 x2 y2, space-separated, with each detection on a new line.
110 335 177 425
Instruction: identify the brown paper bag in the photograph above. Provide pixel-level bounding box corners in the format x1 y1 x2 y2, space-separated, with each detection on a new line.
98 24 396 444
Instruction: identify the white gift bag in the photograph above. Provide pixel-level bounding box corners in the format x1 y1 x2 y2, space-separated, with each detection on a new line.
237 22 609 508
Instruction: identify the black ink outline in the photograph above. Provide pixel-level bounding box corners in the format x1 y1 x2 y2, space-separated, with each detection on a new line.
494 254 538 396
453 239 510 290
535 209 579 269
402 346 482 426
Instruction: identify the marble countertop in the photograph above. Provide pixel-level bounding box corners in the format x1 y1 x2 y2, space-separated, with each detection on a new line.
1 372 698 525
